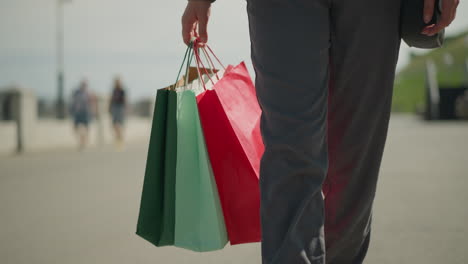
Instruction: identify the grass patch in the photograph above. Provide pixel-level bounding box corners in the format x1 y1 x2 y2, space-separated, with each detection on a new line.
392 31 468 112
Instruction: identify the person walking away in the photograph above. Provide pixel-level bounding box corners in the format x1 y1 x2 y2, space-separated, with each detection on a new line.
109 76 127 149
181 0 459 263
70 79 92 151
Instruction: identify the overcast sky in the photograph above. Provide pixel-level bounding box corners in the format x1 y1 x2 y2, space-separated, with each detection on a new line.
1 0 468 100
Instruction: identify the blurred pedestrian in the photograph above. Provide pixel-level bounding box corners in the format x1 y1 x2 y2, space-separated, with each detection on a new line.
109 76 127 148
70 79 92 150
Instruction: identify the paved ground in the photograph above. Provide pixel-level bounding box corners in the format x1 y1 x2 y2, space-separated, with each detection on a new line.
0 114 467 264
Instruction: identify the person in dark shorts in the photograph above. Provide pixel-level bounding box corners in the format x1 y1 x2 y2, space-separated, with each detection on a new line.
109 76 127 148
70 79 92 150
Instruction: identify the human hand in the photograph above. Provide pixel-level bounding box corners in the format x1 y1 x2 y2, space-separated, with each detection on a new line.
422 0 459 36
182 1 212 46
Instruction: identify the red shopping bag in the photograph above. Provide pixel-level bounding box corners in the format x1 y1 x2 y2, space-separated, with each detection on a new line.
195 46 263 244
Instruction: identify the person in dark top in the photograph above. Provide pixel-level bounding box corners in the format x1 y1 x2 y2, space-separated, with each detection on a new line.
109 76 127 148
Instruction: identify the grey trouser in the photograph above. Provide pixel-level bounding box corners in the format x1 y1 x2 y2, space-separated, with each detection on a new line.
247 0 401 263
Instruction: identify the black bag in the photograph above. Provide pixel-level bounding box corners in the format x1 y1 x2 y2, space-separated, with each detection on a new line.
401 0 444 49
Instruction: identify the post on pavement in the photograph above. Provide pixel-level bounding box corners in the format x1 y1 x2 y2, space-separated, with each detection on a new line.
1 87 37 153
425 59 440 120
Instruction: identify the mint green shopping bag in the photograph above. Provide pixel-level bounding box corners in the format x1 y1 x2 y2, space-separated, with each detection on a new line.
136 89 177 246
174 90 228 252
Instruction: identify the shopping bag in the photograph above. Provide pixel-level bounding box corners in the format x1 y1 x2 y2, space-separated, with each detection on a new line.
136 89 177 246
173 89 228 252
196 57 263 244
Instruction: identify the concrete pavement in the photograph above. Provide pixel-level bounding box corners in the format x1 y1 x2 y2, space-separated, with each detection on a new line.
0 117 152 155
0 114 467 264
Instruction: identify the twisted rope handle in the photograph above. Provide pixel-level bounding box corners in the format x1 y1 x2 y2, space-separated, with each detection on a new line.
192 38 227 91
171 38 227 92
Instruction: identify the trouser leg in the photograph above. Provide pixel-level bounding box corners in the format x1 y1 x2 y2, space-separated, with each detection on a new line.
247 0 330 263
324 0 401 263
248 0 401 263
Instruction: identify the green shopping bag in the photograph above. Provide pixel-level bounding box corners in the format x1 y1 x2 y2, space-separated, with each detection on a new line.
136 89 177 246
174 90 228 252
